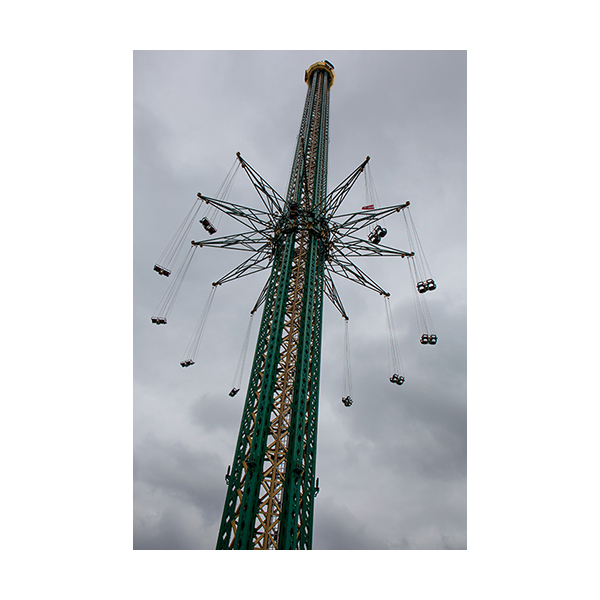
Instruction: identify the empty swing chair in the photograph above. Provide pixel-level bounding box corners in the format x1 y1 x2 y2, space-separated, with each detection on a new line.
200 215 217 235
417 278 437 293
153 265 171 277
368 225 387 245
390 373 405 385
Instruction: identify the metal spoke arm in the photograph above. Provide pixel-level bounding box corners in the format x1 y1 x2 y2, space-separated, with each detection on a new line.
325 253 389 297
323 272 348 319
192 230 273 252
198 194 273 232
331 202 411 234
332 234 413 258
324 156 370 217
212 250 273 286
250 278 270 314
236 152 285 218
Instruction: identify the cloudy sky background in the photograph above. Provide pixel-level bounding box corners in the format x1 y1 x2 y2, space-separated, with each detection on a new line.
134 50 467 550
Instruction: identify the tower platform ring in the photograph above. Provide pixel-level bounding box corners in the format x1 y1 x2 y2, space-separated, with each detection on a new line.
305 61 335 87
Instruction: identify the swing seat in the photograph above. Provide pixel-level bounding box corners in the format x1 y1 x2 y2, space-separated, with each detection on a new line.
341 396 353 407
420 334 429 344
428 335 437 345
200 217 217 235
151 317 167 325
426 278 436 291
180 359 195 367
153 264 171 277
390 373 405 385
368 225 387 245
417 281 427 293
368 231 380 244
229 388 240 397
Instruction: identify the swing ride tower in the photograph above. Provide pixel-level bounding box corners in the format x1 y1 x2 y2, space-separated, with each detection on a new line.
151 61 438 550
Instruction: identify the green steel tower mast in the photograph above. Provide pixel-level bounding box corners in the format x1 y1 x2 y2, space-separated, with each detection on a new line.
217 61 336 550
152 60 436 549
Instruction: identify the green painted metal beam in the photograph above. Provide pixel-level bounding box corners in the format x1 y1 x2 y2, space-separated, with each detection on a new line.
216 62 335 549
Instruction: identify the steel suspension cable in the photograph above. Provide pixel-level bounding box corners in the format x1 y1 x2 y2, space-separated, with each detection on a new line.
402 209 426 282
364 164 379 207
180 285 218 366
385 296 397 375
407 207 433 278
420 293 436 336
152 245 198 323
154 198 203 276
199 158 241 233
384 295 404 377
402 208 415 252
214 157 241 199
212 157 241 230
342 318 353 402
251 280 269 315
231 312 254 391
364 163 387 230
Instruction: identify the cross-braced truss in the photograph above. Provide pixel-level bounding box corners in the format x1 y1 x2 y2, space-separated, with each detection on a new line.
192 156 413 309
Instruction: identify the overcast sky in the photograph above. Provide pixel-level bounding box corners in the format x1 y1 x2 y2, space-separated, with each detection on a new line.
133 50 466 550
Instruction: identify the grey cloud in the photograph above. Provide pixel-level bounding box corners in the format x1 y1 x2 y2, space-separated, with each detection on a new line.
134 50 466 550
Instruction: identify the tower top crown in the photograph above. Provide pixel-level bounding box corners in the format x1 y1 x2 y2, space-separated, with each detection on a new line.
305 61 335 87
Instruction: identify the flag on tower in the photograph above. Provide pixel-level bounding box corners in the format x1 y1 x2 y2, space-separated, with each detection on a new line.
362 204 374 210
